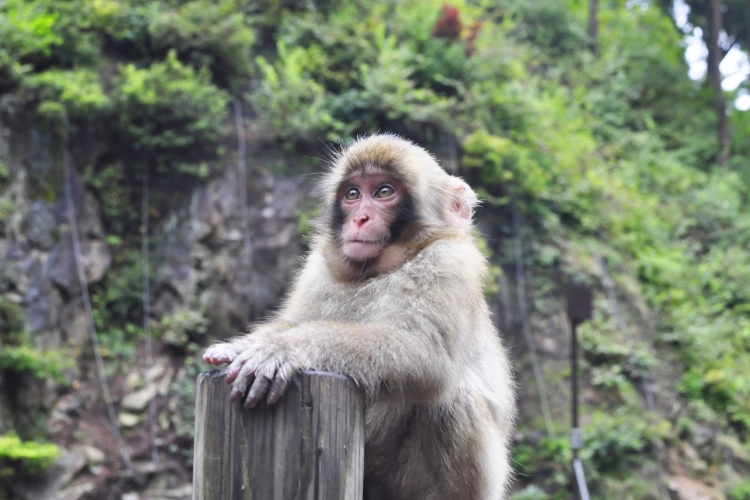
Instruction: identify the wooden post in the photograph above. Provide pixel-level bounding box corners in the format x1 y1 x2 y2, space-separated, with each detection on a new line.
193 370 365 500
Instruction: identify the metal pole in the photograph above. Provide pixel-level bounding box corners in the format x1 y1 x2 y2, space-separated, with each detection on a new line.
571 318 579 498
571 319 590 500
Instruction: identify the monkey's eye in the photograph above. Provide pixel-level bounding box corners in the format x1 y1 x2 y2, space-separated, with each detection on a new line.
374 185 395 199
344 187 361 200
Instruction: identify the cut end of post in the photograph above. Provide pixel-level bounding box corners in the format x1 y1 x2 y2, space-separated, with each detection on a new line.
193 370 365 500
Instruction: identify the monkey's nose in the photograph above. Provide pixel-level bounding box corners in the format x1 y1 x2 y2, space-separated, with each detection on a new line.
355 214 370 226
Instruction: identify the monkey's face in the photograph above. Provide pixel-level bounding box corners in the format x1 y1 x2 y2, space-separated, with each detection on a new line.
337 172 405 261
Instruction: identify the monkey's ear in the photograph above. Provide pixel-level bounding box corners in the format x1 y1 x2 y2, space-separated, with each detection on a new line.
445 177 478 229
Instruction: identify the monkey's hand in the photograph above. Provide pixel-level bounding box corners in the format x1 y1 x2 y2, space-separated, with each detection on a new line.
224 334 307 408
203 343 241 366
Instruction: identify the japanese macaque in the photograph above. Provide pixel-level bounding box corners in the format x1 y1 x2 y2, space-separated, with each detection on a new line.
204 134 516 499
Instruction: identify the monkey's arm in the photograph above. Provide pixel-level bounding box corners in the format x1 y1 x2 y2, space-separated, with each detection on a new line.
221 314 466 408
203 320 294 365
204 238 488 408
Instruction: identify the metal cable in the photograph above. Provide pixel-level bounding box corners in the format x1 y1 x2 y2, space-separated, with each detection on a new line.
63 140 134 473
142 172 159 466
233 101 253 266
511 196 555 438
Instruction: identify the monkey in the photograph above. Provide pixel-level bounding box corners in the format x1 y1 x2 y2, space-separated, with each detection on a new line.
203 134 516 500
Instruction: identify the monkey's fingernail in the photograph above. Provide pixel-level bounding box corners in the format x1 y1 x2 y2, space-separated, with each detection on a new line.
267 391 280 405
229 388 242 403
244 396 258 409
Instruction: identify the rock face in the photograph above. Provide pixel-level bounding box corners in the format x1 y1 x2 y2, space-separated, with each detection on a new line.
0 117 306 498
0 120 304 355
151 165 304 336
0 122 117 440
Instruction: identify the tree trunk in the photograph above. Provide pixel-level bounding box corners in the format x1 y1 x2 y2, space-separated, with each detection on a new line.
707 0 730 166
588 0 599 55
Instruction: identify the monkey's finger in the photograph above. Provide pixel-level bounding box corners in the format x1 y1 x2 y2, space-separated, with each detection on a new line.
267 363 294 405
226 352 252 384
203 345 238 365
229 359 258 403
229 372 256 403
244 374 272 408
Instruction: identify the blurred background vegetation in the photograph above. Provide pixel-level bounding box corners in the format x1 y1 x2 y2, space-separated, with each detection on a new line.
0 0 749 499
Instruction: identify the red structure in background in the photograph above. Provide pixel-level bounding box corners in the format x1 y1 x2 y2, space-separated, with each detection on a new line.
432 4 482 56
433 5 462 40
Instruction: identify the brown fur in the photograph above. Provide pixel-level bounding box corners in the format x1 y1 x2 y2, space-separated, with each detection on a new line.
204 134 516 499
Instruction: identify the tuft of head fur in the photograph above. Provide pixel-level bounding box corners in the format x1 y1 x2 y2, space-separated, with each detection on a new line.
320 134 478 235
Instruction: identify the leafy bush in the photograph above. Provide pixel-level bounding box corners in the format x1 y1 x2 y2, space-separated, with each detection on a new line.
0 162 8 186
511 435 571 493
0 0 63 90
0 345 73 384
579 323 656 391
88 248 147 360
512 0 588 58
581 412 669 477
729 481 750 500
156 310 208 349
250 43 340 144
249 2 461 146
0 298 23 339
114 50 230 170
0 433 59 476
22 68 109 121
149 0 255 89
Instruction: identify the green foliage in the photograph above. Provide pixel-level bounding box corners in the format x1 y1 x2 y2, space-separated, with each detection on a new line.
149 0 256 90
250 44 339 144
168 357 202 465
89 248 148 360
511 435 571 495
513 0 588 57
3 0 750 494
22 68 109 121
509 485 550 500
0 344 73 384
581 411 669 476
296 205 322 246
0 298 23 339
0 433 59 475
0 1 63 57
114 50 230 169
0 162 8 186
729 481 750 500
473 231 503 296
82 163 139 234
155 310 208 350
248 2 466 146
0 0 63 90
463 130 550 200
579 321 656 392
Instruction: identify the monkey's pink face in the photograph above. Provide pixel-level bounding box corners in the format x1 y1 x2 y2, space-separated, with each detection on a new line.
339 172 404 261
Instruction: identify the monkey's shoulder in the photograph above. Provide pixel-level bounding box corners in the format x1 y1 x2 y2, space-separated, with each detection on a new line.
405 235 488 278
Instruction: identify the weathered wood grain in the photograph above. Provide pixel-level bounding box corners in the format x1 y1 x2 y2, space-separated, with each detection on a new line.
193 370 364 500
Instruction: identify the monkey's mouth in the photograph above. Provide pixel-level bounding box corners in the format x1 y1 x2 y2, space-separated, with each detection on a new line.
342 239 383 260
